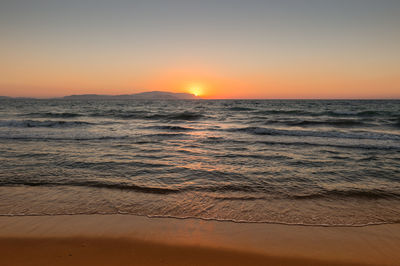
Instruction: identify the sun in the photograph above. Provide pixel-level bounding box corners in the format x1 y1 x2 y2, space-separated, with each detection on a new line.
188 85 204 97
190 88 201 97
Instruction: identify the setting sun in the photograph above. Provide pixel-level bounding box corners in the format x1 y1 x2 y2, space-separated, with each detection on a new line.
188 85 204 97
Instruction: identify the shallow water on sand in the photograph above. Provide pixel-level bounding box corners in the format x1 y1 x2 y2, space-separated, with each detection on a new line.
0 99 399 226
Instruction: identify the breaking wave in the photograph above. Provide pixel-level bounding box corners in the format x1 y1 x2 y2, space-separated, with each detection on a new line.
0 180 179 194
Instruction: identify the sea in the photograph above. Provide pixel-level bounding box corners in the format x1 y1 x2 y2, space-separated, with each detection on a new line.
0 99 399 226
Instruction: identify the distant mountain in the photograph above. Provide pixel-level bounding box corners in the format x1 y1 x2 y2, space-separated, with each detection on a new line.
62 91 200 100
0 96 34 100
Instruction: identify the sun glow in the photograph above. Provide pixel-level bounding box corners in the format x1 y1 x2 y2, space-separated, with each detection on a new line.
188 85 204 97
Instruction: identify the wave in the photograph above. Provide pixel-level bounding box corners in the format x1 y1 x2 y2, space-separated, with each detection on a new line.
258 140 400 151
391 118 400 128
292 188 400 200
89 110 148 119
147 111 204 121
2 212 398 227
4 179 398 201
253 109 394 118
143 125 194 131
199 129 400 150
0 133 187 141
202 136 400 150
0 180 180 194
228 126 400 141
212 189 400 201
228 107 254 111
0 135 130 141
212 195 267 201
89 110 204 121
282 119 365 127
21 112 82 118
144 214 399 227
213 153 291 160
0 120 93 128
254 110 313 116
59 160 169 169
0 180 268 196
323 110 388 117
200 185 400 200
191 184 261 193
143 133 188 138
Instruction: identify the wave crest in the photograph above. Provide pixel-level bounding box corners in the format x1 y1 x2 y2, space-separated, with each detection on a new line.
21 112 82 118
228 126 400 140
0 120 93 128
0 180 180 194
293 189 400 200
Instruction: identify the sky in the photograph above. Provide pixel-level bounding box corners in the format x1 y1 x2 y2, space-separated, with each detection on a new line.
0 0 399 99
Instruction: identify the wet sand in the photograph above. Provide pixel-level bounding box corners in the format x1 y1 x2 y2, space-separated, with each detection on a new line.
0 215 399 265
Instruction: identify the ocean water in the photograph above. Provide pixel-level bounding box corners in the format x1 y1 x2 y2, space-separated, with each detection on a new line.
0 99 399 226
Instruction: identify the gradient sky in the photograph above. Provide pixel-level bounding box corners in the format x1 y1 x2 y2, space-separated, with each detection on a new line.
1 0 399 98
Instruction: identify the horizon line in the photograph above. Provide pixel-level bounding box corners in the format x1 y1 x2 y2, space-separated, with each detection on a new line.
1 96 399 101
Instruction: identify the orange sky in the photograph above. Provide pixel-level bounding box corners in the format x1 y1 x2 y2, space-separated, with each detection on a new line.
1 61 398 99
0 1 399 99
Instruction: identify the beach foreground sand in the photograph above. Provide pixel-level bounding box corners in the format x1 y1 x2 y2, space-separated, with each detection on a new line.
0 215 399 266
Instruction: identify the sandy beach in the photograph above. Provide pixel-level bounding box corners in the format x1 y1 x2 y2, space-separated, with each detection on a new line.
0 215 399 266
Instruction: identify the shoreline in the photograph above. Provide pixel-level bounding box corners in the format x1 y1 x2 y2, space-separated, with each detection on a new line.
2 213 399 228
1 214 399 265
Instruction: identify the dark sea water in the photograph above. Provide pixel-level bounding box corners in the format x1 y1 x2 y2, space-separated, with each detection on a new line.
0 99 399 226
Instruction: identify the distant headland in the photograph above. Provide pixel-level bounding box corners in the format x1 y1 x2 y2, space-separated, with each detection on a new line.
0 91 202 100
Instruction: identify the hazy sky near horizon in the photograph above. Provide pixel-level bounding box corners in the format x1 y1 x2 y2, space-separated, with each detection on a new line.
1 0 399 98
